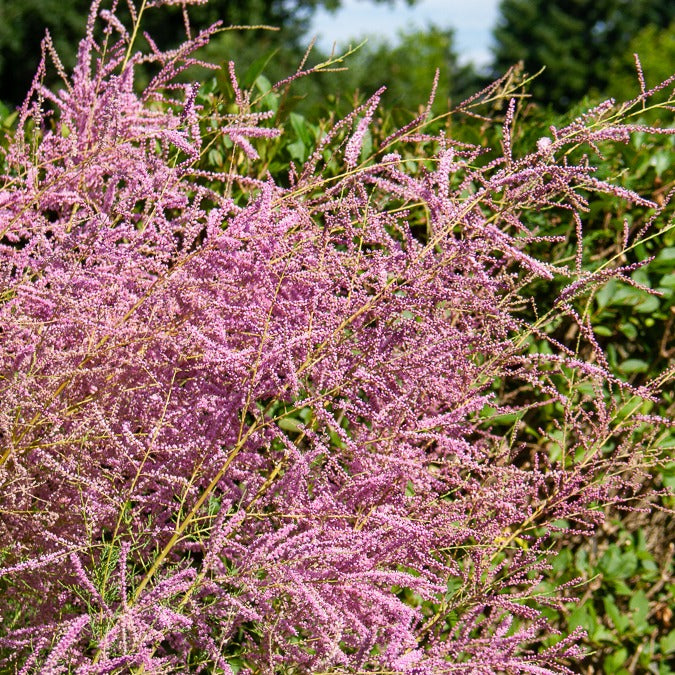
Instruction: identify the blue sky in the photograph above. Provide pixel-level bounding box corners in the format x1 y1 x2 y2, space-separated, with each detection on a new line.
307 0 502 68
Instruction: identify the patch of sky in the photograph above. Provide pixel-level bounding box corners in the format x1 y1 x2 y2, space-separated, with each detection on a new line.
306 0 501 69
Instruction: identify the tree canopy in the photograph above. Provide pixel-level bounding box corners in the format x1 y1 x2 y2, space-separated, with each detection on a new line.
0 0 409 107
306 26 479 117
492 0 675 108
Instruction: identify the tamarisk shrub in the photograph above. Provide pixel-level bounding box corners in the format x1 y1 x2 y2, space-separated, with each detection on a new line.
1 1 673 672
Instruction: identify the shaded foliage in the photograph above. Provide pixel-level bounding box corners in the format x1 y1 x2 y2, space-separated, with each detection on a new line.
0 0 411 107
492 0 675 108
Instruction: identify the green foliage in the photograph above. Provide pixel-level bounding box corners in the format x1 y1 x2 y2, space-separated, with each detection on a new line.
490 100 675 387
492 0 675 108
0 99 17 170
606 21 675 107
194 27 481 127
0 0 403 107
447 91 675 672
0 0 91 106
579 131 674 383
309 27 480 116
546 525 674 674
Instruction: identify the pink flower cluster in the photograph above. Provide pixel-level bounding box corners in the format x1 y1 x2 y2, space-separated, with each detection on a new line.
0 1 671 672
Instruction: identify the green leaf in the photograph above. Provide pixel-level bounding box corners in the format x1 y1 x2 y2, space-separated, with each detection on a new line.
277 417 303 433
604 595 630 633
631 268 651 287
595 279 617 308
619 322 638 340
551 548 572 574
611 579 633 596
207 149 223 168
618 359 649 374
575 381 597 396
568 602 596 634
254 75 279 112
629 590 650 634
640 558 658 575
649 248 675 274
603 648 628 673
599 544 638 579
575 547 590 574
656 435 675 450
650 150 671 177
289 112 313 147
592 624 618 644
254 74 272 95
632 131 645 149
207 495 222 516
2 109 17 128
287 139 307 163
242 49 279 89
360 128 373 162
634 242 649 262
655 284 674 300
623 290 659 313
659 273 675 289
638 643 655 669
660 629 675 655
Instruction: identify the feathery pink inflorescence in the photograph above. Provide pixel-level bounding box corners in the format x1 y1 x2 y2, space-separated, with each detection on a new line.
0 1 672 673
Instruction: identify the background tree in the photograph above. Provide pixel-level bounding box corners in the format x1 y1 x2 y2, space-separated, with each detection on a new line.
492 0 675 108
0 0 413 107
318 26 479 115
606 21 675 107
0 0 92 106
